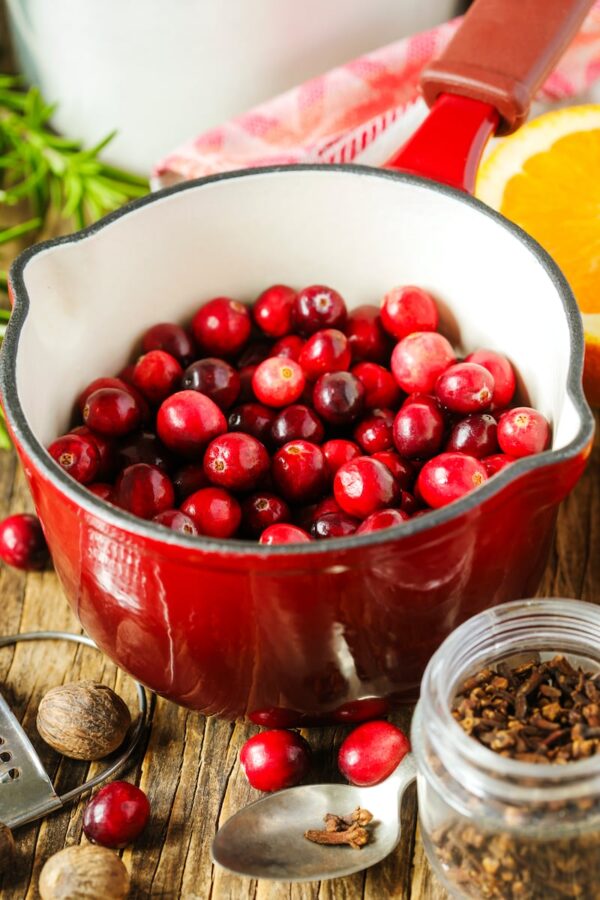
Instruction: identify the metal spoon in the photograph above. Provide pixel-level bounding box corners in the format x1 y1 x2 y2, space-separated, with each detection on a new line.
211 753 416 882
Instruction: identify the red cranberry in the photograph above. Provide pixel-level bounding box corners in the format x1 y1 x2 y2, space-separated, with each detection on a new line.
322 439 362 476
181 358 241 410
203 433 270 492
238 364 258 401
181 487 241 538
157 390 227 457
338 721 410 786
271 335 305 361
241 493 291 536
270 405 324 447
466 349 516 409
356 508 409 534
497 407 551 458
351 361 401 410
399 490 418 514
346 305 390 363
141 322 196 366
253 284 296 337
259 523 312 544
391 332 455 393
82 781 150 848
252 357 305 407
76 377 142 415
48 434 100 484
237 340 272 368
312 372 365 425
436 362 494 413
240 729 311 791
312 496 343 520
172 463 208 503
132 350 183 404
446 413 498 458
248 707 304 728
0 514 48 570
117 365 137 387
393 395 445 459
298 329 351 381
153 509 199 535
332 698 390 724
292 285 347 336
228 403 276 444
380 286 438 340
272 440 326 503
88 483 115 503
334 456 398 519
353 408 395 454
483 453 515 476
417 452 488 508
371 450 414 490
70 426 116 480
192 297 251 357
115 463 175 519
311 511 360 539
83 388 142 437
116 431 172 473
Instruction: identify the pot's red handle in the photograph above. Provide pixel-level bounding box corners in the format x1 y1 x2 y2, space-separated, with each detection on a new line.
387 0 595 192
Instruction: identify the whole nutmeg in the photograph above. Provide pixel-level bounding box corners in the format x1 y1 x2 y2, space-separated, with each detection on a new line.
0 822 15 874
37 681 131 760
39 844 130 900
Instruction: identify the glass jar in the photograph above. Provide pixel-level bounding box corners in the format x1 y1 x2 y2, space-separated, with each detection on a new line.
412 598 600 900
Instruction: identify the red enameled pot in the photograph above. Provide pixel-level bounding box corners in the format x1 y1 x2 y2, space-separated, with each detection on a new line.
0 0 595 720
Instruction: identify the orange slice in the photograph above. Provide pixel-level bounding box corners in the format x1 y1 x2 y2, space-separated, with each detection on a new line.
476 105 600 407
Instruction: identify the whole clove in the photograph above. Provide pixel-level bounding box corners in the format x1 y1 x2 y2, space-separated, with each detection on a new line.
304 806 374 849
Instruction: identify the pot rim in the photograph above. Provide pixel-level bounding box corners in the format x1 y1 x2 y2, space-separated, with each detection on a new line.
0 164 594 557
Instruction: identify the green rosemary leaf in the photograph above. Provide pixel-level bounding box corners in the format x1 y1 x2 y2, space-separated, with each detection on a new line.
0 408 11 452
0 217 42 245
0 308 11 321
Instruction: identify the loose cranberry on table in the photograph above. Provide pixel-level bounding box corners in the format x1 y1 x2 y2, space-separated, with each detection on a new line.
116 431 172 473
482 453 515 476
353 408 395 454
48 434 100 484
240 729 311 791
272 440 326 504
417 452 488 509
292 284 347 335
115 463 175 519
446 413 498 458
332 698 391 724
298 328 351 381
466 348 516 409
497 407 551 457
192 296 251 357
172 463 208 503
311 511 360 539
271 334 305 361
371 451 414 490
181 357 241 410
346 304 390 363
181 487 242 538
228 402 276 444
338 721 410 786
252 357 306 408
0 514 49 570
259 523 312 545
356 508 410 534
203 433 270 492
391 331 456 394
312 371 365 426
322 439 362 476
241 493 290 537
351 361 401 410
334 456 398 519
252 284 296 337
83 781 150 849
83 387 142 437
435 362 495 413
393 395 445 459
153 509 199 535
380 286 439 340
132 350 183 404
157 390 227 456
141 321 196 367
270 405 324 447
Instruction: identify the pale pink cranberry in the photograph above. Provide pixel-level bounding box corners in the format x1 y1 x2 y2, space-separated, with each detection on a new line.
157 390 227 456
271 335 305 361
417 452 488 508
380 286 438 340
322 439 362 476
371 451 414 490
391 332 455 393
181 487 241 538
351 362 401 410
259 524 313 545
252 284 296 337
497 407 551 457
272 440 326 503
132 350 183 404
292 284 347 335
334 457 398 519
393 395 445 459
298 329 351 380
338 721 410 786
446 413 498 458
482 453 515 476
356 508 410 534
353 408 395 454
192 297 251 357
203 433 270 492
346 305 390 363
466 349 516 409
252 357 306 407
435 362 494 413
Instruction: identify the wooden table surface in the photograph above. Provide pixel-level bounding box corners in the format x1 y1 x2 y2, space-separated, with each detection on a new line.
1 9 599 898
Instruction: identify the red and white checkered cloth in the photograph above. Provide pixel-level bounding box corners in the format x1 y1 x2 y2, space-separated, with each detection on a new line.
154 3 600 187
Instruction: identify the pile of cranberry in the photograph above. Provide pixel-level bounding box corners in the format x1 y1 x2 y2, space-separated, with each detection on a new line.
47 284 551 544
